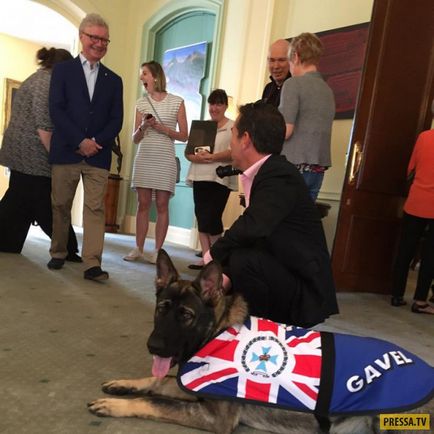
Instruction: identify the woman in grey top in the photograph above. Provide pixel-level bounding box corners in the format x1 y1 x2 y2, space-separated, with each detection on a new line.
0 47 80 258
279 32 335 201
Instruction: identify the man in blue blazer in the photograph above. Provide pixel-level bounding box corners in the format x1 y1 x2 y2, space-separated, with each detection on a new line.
209 102 339 327
48 13 123 281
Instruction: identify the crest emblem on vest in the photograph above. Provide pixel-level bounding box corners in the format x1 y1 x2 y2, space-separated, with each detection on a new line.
241 335 291 378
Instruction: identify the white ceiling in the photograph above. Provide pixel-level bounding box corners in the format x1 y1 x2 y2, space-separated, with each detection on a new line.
0 0 77 51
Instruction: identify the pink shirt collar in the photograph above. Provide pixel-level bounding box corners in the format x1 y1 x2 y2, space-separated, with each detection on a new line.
204 154 271 288
241 154 271 207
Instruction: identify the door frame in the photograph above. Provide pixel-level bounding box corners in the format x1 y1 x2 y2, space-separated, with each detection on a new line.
123 0 225 246
331 0 434 293
140 0 224 91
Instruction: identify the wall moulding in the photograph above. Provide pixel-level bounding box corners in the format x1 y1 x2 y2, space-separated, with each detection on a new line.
2 78 21 134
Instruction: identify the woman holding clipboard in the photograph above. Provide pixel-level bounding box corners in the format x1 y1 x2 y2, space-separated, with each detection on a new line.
185 89 238 269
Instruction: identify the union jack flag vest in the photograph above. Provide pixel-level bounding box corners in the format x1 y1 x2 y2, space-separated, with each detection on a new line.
178 316 434 416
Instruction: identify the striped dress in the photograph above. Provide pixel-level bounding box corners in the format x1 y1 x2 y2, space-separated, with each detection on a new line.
131 93 183 196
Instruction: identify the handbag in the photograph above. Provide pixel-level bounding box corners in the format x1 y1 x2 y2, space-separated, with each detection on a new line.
145 94 181 183
175 155 181 183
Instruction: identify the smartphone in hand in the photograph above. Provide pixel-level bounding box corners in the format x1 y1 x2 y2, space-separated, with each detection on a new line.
194 146 211 154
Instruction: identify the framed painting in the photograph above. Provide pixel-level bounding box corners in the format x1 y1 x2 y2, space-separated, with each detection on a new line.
3 78 21 132
316 23 370 119
162 41 208 123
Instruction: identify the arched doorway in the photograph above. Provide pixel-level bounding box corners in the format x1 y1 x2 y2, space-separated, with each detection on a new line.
0 0 78 198
154 10 216 233
126 1 224 248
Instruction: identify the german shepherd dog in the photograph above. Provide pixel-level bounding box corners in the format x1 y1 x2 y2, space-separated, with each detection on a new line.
88 250 433 434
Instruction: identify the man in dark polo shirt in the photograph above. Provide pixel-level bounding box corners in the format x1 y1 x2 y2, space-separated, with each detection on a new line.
261 39 291 107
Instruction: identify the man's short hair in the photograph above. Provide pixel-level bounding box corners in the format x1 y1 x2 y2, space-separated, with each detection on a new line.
79 13 109 32
289 32 323 65
237 102 286 154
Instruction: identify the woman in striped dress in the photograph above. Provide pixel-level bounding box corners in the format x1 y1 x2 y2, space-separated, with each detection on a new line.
125 61 188 263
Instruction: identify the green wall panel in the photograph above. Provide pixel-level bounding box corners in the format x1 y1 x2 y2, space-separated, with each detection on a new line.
126 8 217 231
150 11 215 229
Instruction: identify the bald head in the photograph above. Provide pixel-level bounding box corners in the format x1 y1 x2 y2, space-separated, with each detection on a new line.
269 39 290 55
267 39 290 85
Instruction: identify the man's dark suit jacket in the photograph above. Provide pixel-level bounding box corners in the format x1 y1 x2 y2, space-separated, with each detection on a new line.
211 154 338 326
49 56 123 170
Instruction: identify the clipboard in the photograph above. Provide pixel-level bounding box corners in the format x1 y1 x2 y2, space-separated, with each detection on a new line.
185 120 217 155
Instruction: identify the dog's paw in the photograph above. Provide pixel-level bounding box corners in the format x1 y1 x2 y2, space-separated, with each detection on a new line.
102 380 138 395
87 398 131 417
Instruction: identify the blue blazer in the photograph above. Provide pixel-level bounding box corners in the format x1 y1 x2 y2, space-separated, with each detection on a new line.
49 56 123 170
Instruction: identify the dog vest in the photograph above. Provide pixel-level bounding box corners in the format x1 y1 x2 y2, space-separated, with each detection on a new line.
178 316 434 416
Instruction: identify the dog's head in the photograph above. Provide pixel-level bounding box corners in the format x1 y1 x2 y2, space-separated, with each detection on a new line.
147 249 224 378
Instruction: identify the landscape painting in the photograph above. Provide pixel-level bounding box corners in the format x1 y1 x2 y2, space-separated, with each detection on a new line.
163 41 207 123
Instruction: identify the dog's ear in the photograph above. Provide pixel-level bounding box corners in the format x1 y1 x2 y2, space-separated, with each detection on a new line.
155 249 179 293
196 261 223 306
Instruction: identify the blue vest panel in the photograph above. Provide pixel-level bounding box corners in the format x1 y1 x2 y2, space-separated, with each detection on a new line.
178 316 434 416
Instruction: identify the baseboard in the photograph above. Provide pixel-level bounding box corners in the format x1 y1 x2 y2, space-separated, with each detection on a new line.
166 225 193 247
317 191 341 202
122 215 193 248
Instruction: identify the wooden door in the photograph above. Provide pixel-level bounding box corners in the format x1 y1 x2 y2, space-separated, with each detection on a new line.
331 0 434 293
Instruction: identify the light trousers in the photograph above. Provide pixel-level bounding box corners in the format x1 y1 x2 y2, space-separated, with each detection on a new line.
50 161 108 269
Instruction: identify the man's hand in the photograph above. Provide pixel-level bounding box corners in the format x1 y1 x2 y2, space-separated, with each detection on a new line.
77 138 102 157
203 250 232 293
285 123 294 139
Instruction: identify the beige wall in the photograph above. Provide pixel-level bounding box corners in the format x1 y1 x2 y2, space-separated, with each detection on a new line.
0 0 374 249
281 0 373 198
219 0 373 248
283 0 373 248
0 33 43 194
